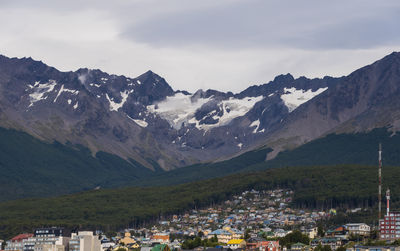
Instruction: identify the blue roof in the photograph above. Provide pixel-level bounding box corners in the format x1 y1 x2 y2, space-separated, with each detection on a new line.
210 229 232 235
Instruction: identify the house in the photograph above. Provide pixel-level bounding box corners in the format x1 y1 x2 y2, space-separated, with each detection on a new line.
5 233 33 251
290 242 311 251
274 229 288 238
344 224 370 236
346 245 400 251
246 237 267 250
301 227 318 239
311 237 344 251
265 241 280 251
151 234 170 244
326 227 347 238
119 233 137 246
227 239 246 249
246 238 279 251
100 237 115 251
205 248 233 251
208 230 232 244
150 244 170 251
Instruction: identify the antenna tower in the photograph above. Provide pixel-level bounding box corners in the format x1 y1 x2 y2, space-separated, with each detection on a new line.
379 143 382 219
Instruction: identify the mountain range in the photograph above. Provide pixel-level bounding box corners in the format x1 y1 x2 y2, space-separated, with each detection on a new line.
0 54 342 169
1 51 400 200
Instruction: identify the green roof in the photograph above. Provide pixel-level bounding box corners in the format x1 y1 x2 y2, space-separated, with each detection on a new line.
292 242 307 247
151 244 169 251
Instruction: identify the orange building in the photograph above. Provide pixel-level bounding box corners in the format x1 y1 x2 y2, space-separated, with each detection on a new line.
151 234 170 244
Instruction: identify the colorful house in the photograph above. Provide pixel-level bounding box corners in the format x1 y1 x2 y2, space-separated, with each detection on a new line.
151 244 170 251
151 234 170 244
119 232 137 246
246 238 280 251
227 239 246 249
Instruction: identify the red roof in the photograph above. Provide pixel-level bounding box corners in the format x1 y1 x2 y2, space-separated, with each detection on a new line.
11 233 33 242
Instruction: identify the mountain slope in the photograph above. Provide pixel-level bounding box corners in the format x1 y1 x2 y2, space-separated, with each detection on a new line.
262 52 400 158
0 127 160 201
130 127 400 187
1 52 400 203
0 54 341 169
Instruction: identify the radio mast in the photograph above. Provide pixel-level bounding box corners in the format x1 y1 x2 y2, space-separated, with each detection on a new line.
379 143 382 219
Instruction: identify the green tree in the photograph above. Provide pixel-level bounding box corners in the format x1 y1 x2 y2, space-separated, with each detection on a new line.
244 229 251 240
279 230 310 248
318 226 325 237
314 244 332 251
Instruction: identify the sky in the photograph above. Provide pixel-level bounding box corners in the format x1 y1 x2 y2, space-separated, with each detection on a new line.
0 0 399 93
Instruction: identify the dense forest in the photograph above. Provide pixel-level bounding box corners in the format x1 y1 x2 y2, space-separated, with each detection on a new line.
134 128 400 187
2 126 400 202
1 164 399 240
0 127 161 201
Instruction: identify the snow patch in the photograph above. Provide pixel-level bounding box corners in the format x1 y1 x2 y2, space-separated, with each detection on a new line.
127 115 148 128
147 93 211 129
106 90 133 111
28 80 57 107
250 119 260 133
89 83 101 88
148 93 263 131
193 96 263 131
67 99 72 105
281 87 328 112
73 102 78 109
136 80 141 85
54 85 79 102
237 143 243 149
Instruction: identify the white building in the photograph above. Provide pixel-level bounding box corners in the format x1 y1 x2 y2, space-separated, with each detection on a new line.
69 232 101 251
5 234 33 251
344 223 370 236
34 244 65 251
24 228 70 251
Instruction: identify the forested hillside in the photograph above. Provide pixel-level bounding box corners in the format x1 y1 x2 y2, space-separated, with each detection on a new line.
0 127 160 201
136 128 400 186
2 126 400 203
1 164 399 240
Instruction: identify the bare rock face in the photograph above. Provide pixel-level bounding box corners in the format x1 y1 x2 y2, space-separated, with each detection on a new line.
0 52 399 170
263 52 400 156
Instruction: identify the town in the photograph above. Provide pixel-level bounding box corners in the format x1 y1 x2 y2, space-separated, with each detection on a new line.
1 189 398 251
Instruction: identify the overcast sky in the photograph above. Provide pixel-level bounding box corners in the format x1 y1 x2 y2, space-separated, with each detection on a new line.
0 0 399 92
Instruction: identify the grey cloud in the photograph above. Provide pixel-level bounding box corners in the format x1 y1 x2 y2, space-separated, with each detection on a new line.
120 0 400 50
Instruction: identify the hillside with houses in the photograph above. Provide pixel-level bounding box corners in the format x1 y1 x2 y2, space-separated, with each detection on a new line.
1 188 398 251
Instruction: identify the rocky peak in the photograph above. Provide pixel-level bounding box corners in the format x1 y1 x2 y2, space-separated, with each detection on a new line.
134 70 174 104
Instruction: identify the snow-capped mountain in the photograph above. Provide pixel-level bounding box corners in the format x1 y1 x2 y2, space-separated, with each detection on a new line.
0 54 342 169
3 52 400 171
262 52 400 160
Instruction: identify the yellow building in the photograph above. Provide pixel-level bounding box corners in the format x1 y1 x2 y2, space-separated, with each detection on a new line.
227 239 246 249
119 232 137 246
